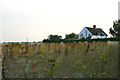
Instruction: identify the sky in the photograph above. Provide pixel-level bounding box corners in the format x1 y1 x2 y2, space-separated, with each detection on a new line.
0 0 119 42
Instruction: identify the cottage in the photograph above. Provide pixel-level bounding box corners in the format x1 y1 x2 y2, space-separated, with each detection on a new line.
78 25 108 39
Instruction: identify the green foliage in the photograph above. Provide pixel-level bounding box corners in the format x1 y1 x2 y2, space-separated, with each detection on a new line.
42 34 62 43
65 32 78 40
86 38 92 42
109 19 120 38
42 38 119 43
80 37 86 42
48 34 62 40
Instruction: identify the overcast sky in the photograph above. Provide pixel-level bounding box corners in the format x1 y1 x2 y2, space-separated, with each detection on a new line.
0 0 119 42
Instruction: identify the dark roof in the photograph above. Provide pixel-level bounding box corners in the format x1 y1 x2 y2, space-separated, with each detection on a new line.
85 27 108 36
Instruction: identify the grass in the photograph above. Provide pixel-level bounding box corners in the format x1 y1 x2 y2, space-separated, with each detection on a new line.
1 41 118 78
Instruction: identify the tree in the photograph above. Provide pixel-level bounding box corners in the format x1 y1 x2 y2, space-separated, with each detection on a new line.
109 28 115 37
48 34 62 40
65 32 78 40
109 20 120 38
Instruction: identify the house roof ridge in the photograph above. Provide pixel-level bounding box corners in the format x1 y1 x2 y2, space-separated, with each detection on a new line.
85 27 101 29
85 27 108 36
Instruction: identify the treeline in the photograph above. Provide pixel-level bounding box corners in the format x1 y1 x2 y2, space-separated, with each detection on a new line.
42 37 119 43
3 37 119 43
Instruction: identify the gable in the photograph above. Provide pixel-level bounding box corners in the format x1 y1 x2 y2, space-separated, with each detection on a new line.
78 27 93 39
79 27 92 35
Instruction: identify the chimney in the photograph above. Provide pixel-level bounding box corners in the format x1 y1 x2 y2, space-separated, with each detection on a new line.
93 25 96 28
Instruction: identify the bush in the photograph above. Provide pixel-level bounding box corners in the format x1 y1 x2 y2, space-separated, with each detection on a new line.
80 37 86 42
42 38 119 43
86 38 93 42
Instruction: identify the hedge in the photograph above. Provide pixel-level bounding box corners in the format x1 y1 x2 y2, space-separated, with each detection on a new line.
42 38 120 43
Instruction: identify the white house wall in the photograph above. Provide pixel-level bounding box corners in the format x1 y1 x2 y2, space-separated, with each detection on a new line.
91 35 107 39
78 27 92 39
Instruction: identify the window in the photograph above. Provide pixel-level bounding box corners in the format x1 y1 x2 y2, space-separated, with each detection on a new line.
100 34 104 36
99 32 104 36
81 34 83 36
89 34 91 36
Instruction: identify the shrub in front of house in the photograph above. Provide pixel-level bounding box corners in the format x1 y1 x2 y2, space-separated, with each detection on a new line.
42 38 119 43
